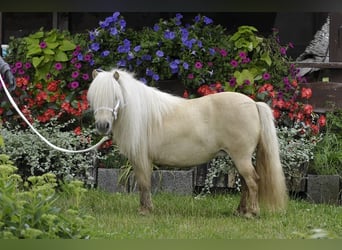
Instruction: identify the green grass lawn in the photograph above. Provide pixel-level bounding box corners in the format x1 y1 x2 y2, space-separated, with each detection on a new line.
60 190 342 239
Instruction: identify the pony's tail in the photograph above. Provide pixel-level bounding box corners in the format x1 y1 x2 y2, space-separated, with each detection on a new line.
256 102 288 211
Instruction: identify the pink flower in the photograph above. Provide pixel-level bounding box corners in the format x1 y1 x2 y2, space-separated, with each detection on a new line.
54 62 63 71
195 61 203 69
71 71 79 79
39 41 47 49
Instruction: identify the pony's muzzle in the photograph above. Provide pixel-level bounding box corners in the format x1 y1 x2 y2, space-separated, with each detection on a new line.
95 121 112 135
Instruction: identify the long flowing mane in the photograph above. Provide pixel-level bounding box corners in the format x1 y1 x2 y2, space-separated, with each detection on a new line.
89 69 185 165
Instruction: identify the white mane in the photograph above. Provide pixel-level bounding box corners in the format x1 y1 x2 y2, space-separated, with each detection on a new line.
88 69 185 167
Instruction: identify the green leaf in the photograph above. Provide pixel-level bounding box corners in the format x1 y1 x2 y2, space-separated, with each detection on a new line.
59 40 76 51
233 69 255 86
43 49 55 55
32 56 44 68
29 31 44 39
46 42 59 49
55 51 69 62
261 52 272 66
26 46 42 57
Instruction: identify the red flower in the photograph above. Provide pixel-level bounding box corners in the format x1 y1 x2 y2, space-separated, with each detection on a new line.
74 126 82 135
318 115 326 127
47 81 58 92
301 87 312 99
303 104 313 115
183 90 189 98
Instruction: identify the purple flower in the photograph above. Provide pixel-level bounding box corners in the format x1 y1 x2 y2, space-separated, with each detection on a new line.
239 51 247 59
68 81 79 89
134 45 141 52
156 50 164 57
280 47 287 55
84 54 92 61
15 62 23 69
71 71 79 79
230 60 238 68
194 15 201 23
39 41 47 49
195 61 203 69
262 72 271 80
24 62 32 69
54 62 63 71
229 77 237 87
82 73 90 80
74 63 82 69
242 57 251 64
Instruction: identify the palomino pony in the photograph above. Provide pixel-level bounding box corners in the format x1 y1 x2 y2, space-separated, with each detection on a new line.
87 68 288 217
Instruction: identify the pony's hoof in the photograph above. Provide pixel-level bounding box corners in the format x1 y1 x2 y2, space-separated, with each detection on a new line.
138 207 153 216
234 209 259 219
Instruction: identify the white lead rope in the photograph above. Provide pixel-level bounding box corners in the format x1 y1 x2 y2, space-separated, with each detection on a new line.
0 74 110 153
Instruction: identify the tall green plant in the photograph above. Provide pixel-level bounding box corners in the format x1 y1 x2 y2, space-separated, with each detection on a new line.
312 110 342 176
0 154 94 239
25 29 76 82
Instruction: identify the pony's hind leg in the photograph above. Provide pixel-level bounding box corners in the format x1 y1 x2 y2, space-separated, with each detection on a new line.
234 158 260 218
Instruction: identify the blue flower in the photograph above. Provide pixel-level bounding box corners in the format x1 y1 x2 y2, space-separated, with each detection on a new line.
152 74 160 81
119 19 126 30
90 43 100 52
209 48 216 55
194 15 201 23
156 50 164 57
117 39 131 53
134 45 141 52
117 59 126 67
169 61 179 73
101 50 110 57
203 16 213 25
141 54 152 61
140 77 147 84
153 24 159 32
183 62 189 70
112 12 120 21
77 53 84 61
110 27 118 36
164 31 176 40
146 68 154 76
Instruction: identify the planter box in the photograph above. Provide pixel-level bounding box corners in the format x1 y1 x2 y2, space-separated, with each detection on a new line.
97 168 128 193
306 174 341 205
97 168 194 195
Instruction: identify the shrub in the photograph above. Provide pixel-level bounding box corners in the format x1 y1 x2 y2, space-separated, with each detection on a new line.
0 119 100 184
199 122 320 195
0 154 94 239
311 110 342 176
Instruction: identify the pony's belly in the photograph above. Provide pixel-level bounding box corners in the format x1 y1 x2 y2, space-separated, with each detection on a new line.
152 143 219 167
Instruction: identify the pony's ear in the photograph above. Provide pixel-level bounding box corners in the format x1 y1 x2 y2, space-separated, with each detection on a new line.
113 71 120 81
92 69 103 79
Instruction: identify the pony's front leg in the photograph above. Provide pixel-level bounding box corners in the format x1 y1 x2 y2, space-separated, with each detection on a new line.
133 164 153 215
